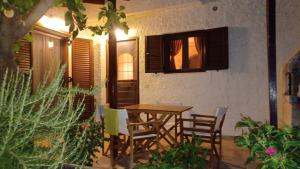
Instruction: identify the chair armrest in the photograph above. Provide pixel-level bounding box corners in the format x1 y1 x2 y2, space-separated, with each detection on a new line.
190 114 216 119
181 118 215 128
181 118 215 124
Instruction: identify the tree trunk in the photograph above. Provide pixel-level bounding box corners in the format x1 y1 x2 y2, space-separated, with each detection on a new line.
0 38 16 75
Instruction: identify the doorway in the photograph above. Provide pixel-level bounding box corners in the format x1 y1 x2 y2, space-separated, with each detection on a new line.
107 38 140 108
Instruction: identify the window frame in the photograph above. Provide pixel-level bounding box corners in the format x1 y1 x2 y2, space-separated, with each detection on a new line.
163 30 206 73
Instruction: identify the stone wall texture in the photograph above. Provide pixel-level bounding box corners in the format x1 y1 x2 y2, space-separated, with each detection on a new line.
43 0 300 135
120 0 269 135
277 0 300 127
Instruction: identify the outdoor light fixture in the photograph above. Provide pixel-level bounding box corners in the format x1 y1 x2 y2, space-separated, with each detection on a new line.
38 16 68 32
115 28 136 41
48 41 54 48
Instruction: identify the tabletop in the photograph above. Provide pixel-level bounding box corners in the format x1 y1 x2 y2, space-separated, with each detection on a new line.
124 104 193 114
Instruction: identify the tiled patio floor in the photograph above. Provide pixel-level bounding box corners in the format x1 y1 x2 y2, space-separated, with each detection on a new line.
93 137 254 169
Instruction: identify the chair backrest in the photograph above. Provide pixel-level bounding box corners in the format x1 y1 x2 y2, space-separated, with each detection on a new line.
103 107 129 136
214 107 228 131
117 109 129 136
95 104 105 123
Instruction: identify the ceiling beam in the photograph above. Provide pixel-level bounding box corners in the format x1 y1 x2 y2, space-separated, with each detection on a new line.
82 0 105 4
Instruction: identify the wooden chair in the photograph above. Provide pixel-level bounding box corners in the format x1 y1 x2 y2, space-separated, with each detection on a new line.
180 107 228 160
116 109 160 169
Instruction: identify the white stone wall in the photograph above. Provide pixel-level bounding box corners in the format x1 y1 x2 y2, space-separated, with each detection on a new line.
277 0 300 127
121 0 269 136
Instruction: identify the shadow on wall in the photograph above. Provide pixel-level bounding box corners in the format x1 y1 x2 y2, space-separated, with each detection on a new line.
228 27 250 73
198 0 218 4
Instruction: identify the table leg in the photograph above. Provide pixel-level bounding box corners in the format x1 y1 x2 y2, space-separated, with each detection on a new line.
157 114 178 146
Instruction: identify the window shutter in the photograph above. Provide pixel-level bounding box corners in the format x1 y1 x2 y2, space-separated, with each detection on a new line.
204 27 229 70
145 35 164 73
72 38 94 120
15 39 32 71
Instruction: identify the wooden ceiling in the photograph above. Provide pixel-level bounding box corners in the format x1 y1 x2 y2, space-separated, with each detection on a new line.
83 0 105 5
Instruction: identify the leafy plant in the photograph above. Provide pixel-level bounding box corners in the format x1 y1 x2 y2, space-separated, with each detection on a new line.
234 116 300 169
0 67 92 168
66 118 104 166
88 1 129 36
136 136 208 169
0 0 129 70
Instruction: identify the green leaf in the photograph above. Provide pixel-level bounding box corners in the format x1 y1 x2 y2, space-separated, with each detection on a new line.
119 5 125 10
67 0 77 12
65 11 73 26
73 29 79 39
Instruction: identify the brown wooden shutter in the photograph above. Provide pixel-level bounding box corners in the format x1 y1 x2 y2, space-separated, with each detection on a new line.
204 27 229 70
15 39 32 71
72 38 94 120
145 35 164 73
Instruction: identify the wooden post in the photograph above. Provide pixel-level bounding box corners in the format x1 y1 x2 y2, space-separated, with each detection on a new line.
266 0 278 127
108 0 118 109
107 0 118 167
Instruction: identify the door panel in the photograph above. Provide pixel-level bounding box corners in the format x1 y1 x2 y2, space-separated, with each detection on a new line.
116 39 139 108
72 38 94 119
117 81 139 107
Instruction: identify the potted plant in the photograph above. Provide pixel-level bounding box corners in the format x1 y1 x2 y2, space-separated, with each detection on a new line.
136 136 208 169
235 116 300 168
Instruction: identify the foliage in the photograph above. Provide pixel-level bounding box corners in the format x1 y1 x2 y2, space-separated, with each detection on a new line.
63 0 88 41
0 0 129 41
136 136 208 169
0 0 40 15
234 117 300 169
0 67 92 169
88 1 129 36
66 118 104 166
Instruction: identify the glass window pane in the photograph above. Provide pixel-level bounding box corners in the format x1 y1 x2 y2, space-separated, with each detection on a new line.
169 39 183 70
117 53 133 80
188 37 203 69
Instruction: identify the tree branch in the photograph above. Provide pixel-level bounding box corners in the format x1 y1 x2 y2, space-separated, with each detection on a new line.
16 0 55 38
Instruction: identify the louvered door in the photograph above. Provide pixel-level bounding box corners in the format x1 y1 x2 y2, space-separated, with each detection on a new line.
15 39 32 71
72 38 94 120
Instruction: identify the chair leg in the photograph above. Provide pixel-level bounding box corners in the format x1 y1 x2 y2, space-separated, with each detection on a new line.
219 133 222 158
129 126 134 169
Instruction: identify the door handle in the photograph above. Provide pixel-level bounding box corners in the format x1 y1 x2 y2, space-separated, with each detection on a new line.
67 77 72 82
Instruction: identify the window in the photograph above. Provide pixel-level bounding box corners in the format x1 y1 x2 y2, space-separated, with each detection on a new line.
145 27 228 73
117 53 134 80
164 31 205 73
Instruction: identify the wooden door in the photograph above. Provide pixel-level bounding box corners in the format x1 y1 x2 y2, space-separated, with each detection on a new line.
72 38 94 119
107 38 140 108
116 39 139 107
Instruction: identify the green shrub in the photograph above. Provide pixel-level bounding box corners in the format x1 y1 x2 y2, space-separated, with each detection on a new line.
234 117 300 169
0 67 92 169
136 136 208 169
66 118 104 166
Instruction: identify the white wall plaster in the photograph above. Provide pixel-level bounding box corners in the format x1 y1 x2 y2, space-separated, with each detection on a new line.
277 0 300 127
121 0 269 136
42 0 300 135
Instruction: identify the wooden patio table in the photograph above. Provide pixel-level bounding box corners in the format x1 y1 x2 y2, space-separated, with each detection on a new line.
124 104 193 146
